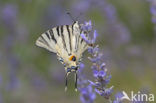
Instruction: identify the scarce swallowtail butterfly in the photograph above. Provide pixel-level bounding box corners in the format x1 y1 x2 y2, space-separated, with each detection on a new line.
35 21 91 91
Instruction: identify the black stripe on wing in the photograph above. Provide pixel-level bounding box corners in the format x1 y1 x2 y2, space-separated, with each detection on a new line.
66 25 72 54
45 32 50 40
56 26 60 36
40 35 50 47
60 25 69 55
76 34 81 52
49 29 57 44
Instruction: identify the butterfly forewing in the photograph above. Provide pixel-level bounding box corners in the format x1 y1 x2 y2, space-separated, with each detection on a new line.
36 30 57 53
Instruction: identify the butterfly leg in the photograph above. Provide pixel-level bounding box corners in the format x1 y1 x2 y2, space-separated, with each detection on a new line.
65 69 71 91
74 71 78 92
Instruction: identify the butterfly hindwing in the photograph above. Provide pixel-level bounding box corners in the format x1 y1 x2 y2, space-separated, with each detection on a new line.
71 21 89 54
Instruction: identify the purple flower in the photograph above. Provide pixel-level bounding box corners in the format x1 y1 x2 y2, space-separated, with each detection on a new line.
80 20 98 45
5 55 20 91
152 17 156 24
88 56 100 63
92 70 106 78
98 70 106 78
81 33 90 44
79 85 96 103
1 4 18 27
71 0 91 13
78 63 96 103
150 3 156 24
95 86 113 99
115 92 125 100
150 4 156 16
80 22 98 45
79 63 85 73
100 63 106 70
98 0 131 45
82 20 92 32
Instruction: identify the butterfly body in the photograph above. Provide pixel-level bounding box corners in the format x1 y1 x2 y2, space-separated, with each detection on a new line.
36 21 90 90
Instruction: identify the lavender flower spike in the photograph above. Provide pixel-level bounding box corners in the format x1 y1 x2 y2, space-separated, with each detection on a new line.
79 20 126 103
87 39 113 100
78 21 97 103
80 20 114 102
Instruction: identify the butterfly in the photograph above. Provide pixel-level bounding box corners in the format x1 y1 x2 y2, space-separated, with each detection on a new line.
35 21 91 91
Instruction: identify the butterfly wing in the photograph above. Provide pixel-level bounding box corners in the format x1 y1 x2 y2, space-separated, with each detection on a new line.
36 21 89 57
36 28 57 53
35 26 69 57
72 21 89 56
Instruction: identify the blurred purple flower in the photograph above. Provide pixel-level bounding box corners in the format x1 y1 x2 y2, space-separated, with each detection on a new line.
1 4 23 91
98 0 131 45
78 65 88 88
79 63 85 73
114 92 125 102
102 3 117 23
25 69 48 90
149 0 156 24
0 93 3 103
6 55 20 90
43 4 71 27
31 76 47 89
1 4 18 28
72 0 91 13
6 76 20 91
0 75 2 86
79 85 96 103
150 5 156 16
78 63 96 103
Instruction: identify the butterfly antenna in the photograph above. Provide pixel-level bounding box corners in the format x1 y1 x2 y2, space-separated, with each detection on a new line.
75 12 83 21
74 71 78 92
66 12 76 22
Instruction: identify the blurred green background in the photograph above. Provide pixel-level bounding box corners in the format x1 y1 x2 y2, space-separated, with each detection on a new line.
0 0 156 103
